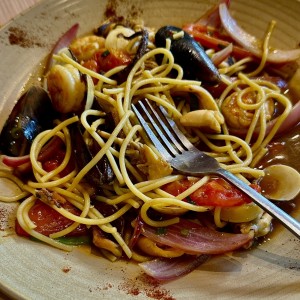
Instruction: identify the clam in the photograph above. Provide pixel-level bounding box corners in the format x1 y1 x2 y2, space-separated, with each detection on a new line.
260 164 300 201
220 203 263 223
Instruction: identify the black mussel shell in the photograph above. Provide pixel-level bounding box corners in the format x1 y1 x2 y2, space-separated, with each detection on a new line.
0 86 58 156
155 26 221 84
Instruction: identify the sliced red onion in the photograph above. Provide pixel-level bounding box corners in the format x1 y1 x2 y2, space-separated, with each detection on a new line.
260 101 300 136
139 254 210 281
219 3 300 63
46 23 79 71
1 137 65 176
1 154 30 168
194 0 231 28
141 219 252 255
211 43 233 66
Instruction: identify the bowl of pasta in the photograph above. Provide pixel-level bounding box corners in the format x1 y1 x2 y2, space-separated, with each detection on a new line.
0 0 300 299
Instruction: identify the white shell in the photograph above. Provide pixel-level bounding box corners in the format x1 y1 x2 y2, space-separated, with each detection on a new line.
220 203 263 223
260 164 300 201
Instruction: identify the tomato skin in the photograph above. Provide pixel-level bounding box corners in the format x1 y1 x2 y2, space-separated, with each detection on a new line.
183 23 253 60
95 49 131 72
41 148 74 177
15 200 87 237
163 179 196 196
84 49 131 74
82 59 98 73
162 178 260 207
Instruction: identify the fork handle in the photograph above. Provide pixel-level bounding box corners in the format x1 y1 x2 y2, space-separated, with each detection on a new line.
217 168 300 239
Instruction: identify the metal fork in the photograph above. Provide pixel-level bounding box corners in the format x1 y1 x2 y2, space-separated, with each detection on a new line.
132 99 300 239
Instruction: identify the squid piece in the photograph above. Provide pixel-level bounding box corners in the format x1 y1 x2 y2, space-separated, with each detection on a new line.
136 144 173 180
180 110 224 133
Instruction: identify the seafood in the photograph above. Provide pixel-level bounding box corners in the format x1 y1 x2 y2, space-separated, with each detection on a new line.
180 110 224 133
155 26 221 84
69 35 105 61
260 164 300 201
70 121 114 187
0 86 58 156
47 63 86 114
221 90 275 129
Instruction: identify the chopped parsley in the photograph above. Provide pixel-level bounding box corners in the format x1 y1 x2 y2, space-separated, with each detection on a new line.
186 196 196 205
101 50 110 57
180 228 190 237
156 227 167 235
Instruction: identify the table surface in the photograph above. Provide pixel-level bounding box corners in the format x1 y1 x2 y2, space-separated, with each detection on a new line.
0 1 42 298
0 0 41 26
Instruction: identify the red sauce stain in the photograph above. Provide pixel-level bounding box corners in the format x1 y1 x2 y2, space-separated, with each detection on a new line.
8 26 45 48
0 205 15 233
62 266 71 273
104 0 142 23
118 273 176 300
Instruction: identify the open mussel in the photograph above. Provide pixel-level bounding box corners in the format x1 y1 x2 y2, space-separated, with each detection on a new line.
0 86 58 156
155 26 220 84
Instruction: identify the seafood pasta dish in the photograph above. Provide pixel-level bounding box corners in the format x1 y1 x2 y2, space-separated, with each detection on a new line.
0 1 300 280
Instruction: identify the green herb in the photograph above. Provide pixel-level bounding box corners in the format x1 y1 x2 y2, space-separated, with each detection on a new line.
180 228 190 237
30 235 91 246
101 50 110 57
156 227 167 235
55 236 91 246
186 196 196 205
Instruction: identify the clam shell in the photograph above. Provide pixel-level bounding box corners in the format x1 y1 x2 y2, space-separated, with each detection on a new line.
260 164 300 201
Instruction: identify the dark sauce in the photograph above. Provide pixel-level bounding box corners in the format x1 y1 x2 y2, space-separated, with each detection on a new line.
256 122 300 238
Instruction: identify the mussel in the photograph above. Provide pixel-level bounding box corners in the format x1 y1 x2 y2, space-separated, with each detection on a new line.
0 86 58 156
155 26 221 84
70 117 114 188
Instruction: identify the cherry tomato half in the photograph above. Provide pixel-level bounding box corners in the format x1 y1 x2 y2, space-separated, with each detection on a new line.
162 178 260 207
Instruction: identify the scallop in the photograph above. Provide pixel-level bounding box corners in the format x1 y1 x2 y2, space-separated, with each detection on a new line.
260 164 300 201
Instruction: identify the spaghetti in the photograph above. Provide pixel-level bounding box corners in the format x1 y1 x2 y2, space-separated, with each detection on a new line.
0 7 298 273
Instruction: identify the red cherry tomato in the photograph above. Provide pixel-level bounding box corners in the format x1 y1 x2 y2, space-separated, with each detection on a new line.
94 49 131 72
41 148 74 177
162 178 260 207
15 200 87 237
83 49 131 74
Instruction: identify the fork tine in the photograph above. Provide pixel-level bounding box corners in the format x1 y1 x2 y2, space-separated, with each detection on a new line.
144 99 186 153
131 101 174 161
158 105 195 152
135 100 180 156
